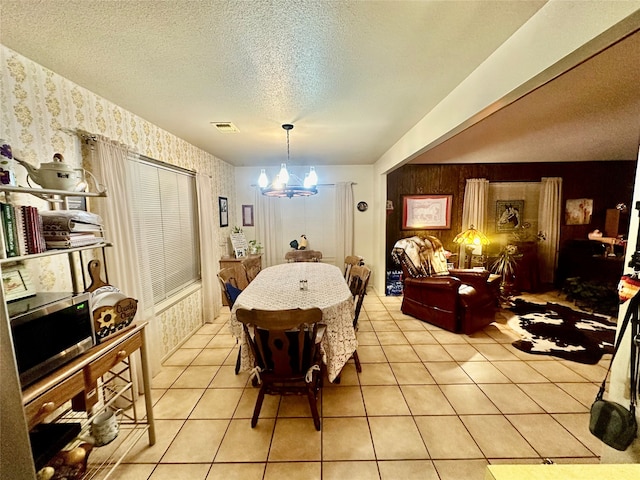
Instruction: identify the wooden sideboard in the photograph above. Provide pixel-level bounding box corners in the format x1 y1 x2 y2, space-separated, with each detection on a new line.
23 322 155 477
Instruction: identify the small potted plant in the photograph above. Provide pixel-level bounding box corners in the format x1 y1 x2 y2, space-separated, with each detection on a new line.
248 240 262 255
491 243 522 300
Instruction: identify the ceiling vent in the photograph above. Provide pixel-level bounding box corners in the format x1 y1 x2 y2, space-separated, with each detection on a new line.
211 122 239 133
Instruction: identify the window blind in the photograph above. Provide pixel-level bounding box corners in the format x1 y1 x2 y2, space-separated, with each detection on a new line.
129 155 200 304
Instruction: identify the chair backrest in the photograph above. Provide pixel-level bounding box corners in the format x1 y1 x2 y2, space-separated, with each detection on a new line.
218 265 249 307
349 265 371 326
241 256 262 283
344 255 364 281
236 308 324 376
391 236 449 278
285 250 323 262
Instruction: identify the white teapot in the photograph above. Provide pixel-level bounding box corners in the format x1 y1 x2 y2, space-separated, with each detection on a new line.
15 153 87 191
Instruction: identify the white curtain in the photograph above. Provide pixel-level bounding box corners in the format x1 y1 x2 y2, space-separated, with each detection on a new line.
254 188 282 267
335 182 354 265
197 173 219 323
461 178 490 232
538 177 563 284
460 178 489 266
88 137 161 377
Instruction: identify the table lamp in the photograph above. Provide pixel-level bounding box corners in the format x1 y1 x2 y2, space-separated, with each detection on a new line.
453 225 490 269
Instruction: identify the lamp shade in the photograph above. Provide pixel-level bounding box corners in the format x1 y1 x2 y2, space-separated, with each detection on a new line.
258 169 268 188
307 166 318 186
453 225 490 246
278 163 290 185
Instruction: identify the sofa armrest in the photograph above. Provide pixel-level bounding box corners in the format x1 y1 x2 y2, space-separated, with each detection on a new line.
448 269 490 290
404 276 461 290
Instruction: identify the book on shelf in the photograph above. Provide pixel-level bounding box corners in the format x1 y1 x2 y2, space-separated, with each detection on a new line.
36 208 46 253
22 205 46 255
1 201 19 257
1 203 50 257
1 206 105 256
0 210 5 259
40 210 103 233
43 231 97 239
45 234 104 249
14 205 28 256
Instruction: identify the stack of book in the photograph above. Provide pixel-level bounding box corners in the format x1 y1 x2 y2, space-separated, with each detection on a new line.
40 210 105 250
1 202 46 258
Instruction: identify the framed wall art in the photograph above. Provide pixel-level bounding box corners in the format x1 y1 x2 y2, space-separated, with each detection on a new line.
496 200 524 232
402 194 452 230
242 204 254 227
219 196 228 227
565 198 593 225
2 264 36 302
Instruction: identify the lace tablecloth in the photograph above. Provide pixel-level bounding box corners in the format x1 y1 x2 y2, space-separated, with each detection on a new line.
229 262 357 382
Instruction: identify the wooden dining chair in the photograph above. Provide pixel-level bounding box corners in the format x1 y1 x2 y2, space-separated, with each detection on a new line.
218 267 241 307
344 255 364 282
241 255 262 283
284 250 323 262
235 307 326 430
348 265 371 373
218 265 249 374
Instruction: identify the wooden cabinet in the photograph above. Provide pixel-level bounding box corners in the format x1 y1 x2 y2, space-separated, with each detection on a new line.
486 241 540 293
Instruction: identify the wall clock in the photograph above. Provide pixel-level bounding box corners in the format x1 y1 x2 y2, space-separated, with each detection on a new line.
357 201 368 212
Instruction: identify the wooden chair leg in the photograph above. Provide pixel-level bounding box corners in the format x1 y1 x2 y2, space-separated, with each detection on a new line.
307 385 321 431
251 385 266 428
352 350 362 373
235 347 241 375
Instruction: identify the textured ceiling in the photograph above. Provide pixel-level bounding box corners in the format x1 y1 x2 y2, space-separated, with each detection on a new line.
0 1 637 168
411 30 640 164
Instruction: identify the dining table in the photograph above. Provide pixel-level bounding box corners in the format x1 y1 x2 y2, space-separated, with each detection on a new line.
229 262 357 382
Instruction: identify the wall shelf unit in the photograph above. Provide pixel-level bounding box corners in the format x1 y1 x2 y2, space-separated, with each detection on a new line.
0 185 154 480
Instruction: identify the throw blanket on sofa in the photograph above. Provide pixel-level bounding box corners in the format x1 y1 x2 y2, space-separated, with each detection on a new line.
392 236 449 277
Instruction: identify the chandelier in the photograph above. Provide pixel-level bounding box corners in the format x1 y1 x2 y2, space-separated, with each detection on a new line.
258 124 318 198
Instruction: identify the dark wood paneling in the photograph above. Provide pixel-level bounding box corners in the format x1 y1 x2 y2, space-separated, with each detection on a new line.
386 161 636 274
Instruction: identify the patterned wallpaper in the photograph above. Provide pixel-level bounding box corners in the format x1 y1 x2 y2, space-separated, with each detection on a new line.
0 45 235 360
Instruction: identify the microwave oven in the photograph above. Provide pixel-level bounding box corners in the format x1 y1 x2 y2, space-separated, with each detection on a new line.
9 292 95 388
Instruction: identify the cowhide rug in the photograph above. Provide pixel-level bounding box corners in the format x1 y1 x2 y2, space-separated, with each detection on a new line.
507 299 618 364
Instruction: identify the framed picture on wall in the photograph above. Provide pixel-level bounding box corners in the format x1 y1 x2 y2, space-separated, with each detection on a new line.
565 198 593 225
402 194 452 230
219 196 228 227
242 204 254 227
496 200 524 232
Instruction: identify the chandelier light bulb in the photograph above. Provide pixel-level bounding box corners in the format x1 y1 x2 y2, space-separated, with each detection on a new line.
308 166 318 186
279 163 289 185
303 173 312 188
258 168 268 188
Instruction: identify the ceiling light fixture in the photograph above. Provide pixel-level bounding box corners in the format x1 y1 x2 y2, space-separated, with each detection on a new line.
259 124 318 198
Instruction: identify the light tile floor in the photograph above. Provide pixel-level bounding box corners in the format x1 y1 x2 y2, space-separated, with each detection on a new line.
109 289 611 480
